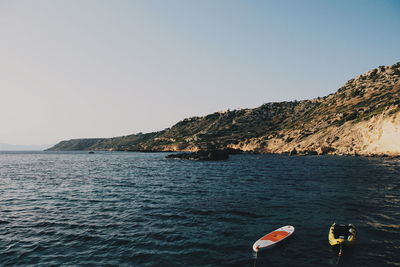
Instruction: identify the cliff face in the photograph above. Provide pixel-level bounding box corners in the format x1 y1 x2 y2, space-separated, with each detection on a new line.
238 109 400 156
227 63 400 156
47 62 400 156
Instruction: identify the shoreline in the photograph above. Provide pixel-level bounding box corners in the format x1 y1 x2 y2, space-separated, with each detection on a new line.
43 148 400 159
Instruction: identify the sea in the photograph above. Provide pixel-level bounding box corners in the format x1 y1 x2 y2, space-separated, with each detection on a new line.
0 151 399 267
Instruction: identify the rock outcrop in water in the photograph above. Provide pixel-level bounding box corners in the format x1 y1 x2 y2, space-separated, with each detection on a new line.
166 150 229 161
47 62 400 157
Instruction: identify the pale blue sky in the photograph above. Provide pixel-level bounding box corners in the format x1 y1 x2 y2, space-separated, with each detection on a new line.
1 0 399 145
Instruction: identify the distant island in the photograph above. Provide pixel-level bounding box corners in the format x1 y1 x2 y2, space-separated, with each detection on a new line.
0 143 52 151
47 62 400 157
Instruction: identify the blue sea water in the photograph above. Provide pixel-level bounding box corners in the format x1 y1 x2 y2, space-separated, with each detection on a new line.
0 151 399 267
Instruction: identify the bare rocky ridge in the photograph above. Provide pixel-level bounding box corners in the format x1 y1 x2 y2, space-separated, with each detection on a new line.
48 62 400 156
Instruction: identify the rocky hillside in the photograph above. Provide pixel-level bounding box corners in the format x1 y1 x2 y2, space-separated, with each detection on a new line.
48 132 162 151
47 62 400 156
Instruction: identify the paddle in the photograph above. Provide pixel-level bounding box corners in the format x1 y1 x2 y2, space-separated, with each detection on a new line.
253 250 258 267
335 243 343 265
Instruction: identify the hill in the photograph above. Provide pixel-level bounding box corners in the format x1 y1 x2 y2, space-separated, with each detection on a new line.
47 62 400 156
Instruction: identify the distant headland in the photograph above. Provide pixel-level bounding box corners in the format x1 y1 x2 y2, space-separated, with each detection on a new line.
47 62 400 157
0 143 52 151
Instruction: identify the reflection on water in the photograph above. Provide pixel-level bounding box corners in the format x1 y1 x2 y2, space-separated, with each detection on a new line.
0 152 399 266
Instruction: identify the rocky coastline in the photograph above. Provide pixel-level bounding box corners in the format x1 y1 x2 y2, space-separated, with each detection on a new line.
166 150 230 161
47 62 400 157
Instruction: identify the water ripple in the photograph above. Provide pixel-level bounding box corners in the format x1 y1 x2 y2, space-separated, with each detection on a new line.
0 152 399 266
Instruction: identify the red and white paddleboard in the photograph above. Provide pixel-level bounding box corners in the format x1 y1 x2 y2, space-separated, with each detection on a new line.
252 225 295 252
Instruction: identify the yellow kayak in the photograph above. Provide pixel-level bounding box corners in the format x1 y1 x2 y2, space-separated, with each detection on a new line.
328 223 356 248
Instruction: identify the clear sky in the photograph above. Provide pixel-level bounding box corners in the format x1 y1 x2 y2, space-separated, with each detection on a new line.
1 0 399 145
